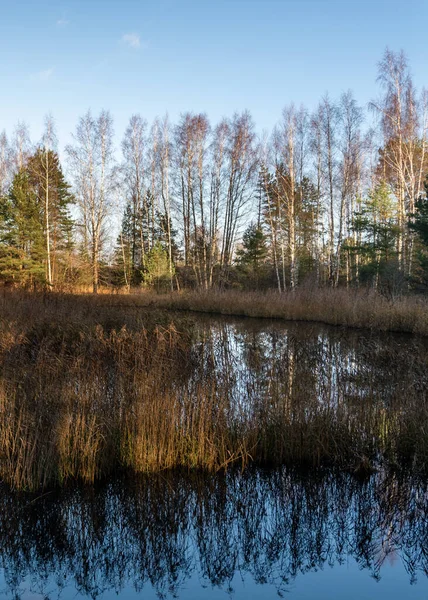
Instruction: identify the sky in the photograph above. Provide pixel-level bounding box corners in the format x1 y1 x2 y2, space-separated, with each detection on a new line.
1 0 428 149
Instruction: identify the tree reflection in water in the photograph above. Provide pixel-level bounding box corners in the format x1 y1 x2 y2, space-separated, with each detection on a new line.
0 467 427 599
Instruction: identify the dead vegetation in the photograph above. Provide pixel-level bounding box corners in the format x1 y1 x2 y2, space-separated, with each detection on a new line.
0 290 427 490
34 286 428 335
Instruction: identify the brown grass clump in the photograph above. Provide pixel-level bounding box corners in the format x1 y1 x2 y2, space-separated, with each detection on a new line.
145 287 428 335
3 286 428 334
14 286 426 335
0 289 427 490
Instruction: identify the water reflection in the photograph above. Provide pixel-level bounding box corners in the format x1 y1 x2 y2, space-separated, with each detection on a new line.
0 467 427 599
1 317 428 598
188 319 428 470
191 318 428 408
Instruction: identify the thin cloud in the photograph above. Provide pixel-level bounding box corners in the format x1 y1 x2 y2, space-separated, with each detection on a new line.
122 33 141 49
31 68 54 82
56 18 69 27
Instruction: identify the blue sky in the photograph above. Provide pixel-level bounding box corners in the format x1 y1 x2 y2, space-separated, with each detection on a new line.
1 0 427 148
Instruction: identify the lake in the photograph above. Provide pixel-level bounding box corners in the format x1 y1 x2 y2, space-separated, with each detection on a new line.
1 316 427 598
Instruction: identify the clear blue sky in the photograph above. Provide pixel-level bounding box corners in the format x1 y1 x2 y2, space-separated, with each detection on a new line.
1 0 427 148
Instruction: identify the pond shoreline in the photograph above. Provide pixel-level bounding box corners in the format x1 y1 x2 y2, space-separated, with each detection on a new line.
16 287 427 336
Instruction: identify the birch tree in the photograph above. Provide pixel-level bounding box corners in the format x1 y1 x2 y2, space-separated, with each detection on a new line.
273 105 310 289
30 114 57 286
208 120 228 286
158 115 174 290
122 114 148 280
0 131 11 197
312 97 340 284
66 110 116 293
220 111 258 281
335 92 364 286
12 121 31 172
175 113 196 270
174 113 211 286
371 49 428 276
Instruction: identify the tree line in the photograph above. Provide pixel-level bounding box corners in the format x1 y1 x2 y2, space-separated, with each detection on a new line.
1 48 428 294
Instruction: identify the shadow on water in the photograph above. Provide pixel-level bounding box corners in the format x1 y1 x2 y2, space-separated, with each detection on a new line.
0 467 427 599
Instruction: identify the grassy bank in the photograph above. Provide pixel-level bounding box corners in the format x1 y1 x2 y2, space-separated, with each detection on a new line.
0 290 428 490
3 287 428 335
134 287 428 335
29 286 428 336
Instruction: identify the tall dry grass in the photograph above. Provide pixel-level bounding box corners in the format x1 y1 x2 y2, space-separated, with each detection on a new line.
18 286 427 335
166 288 428 335
0 289 427 490
3 286 428 334
163 287 428 334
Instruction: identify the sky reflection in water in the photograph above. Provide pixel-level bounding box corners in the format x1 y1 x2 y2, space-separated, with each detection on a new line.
0 467 427 599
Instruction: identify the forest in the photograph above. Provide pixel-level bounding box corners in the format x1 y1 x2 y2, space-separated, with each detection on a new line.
1 48 428 296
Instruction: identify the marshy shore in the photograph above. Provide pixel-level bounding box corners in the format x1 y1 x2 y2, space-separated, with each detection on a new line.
0 290 427 491
53 286 428 335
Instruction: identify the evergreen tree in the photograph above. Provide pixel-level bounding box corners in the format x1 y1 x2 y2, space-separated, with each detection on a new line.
0 169 45 285
156 210 181 268
28 148 74 284
350 182 399 286
145 241 173 292
295 176 323 277
114 202 142 288
236 223 268 288
409 179 428 287
0 150 74 287
410 181 428 247
113 199 180 288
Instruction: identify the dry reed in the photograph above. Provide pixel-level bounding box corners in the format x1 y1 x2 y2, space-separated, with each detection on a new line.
0 290 427 490
17 286 427 335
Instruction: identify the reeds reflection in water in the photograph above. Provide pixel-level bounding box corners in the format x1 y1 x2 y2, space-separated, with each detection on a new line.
0 467 427 599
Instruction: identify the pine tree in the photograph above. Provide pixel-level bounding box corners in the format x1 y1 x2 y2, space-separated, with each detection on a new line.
350 182 399 286
114 202 141 288
0 150 74 287
1 169 45 286
409 180 428 286
410 181 428 247
145 241 173 292
27 148 74 285
236 223 268 288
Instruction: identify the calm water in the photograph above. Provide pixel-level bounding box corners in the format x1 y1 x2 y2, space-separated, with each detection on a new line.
1 468 427 599
1 317 428 599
